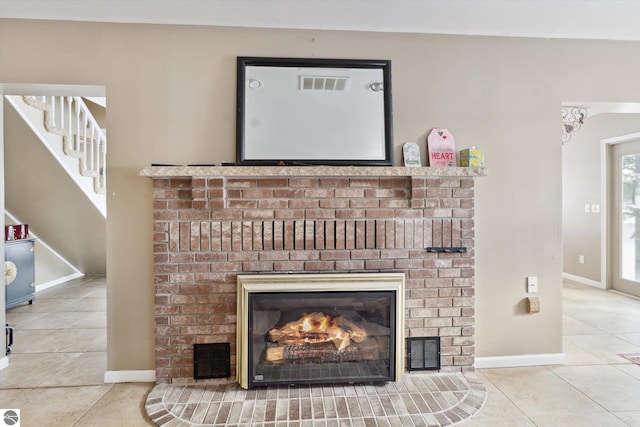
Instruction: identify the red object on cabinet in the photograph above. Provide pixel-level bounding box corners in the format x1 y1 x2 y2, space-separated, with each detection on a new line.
5 224 28 241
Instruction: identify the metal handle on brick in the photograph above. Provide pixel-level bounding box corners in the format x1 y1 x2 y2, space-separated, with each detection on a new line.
426 247 467 253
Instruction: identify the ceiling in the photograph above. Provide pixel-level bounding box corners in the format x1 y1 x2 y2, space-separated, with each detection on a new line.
2 0 640 42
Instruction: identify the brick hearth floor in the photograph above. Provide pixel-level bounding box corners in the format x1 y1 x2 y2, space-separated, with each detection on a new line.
145 372 486 426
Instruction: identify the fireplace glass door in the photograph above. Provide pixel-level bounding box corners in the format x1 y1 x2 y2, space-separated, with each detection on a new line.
248 291 396 387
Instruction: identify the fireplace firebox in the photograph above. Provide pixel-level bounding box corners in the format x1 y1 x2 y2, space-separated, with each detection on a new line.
249 290 394 387
237 273 405 389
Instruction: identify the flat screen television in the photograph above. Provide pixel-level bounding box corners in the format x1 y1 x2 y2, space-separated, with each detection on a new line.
236 57 393 166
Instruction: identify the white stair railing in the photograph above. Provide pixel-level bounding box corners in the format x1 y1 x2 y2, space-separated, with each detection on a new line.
22 96 106 194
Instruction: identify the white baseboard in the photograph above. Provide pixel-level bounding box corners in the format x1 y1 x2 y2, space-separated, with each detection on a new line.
104 370 156 383
475 353 567 369
35 272 84 292
562 272 604 289
0 356 8 371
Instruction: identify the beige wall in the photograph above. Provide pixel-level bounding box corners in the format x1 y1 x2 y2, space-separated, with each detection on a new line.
3 19 640 371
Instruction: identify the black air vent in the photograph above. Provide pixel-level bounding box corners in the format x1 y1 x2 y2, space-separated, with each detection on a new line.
194 343 231 380
407 337 441 371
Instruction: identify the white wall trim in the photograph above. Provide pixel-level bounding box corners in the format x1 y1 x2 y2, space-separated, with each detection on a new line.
562 272 605 289
35 272 84 292
474 353 567 369
104 370 156 383
0 356 8 371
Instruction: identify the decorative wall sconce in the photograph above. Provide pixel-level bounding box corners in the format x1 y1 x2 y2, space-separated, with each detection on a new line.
562 106 587 143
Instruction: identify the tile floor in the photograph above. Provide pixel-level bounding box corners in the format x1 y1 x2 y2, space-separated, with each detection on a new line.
466 282 640 427
1 276 153 426
2 278 640 426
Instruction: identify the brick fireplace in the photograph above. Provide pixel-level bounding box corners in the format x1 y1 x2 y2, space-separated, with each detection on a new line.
141 165 486 384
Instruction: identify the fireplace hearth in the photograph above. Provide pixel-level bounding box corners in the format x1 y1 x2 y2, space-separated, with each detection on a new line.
237 273 405 389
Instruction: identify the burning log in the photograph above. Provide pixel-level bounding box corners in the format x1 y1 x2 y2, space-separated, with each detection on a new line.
267 312 330 342
283 343 360 362
333 317 367 343
267 312 368 351
265 338 381 363
266 344 284 361
265 312 381 363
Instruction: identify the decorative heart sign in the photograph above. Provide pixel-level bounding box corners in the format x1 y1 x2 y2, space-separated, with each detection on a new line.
427 128 456 167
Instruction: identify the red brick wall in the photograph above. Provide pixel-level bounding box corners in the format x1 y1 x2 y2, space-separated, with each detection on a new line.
152 175 475 383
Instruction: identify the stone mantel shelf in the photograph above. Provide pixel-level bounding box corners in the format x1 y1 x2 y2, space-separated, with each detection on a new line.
139 165 488 179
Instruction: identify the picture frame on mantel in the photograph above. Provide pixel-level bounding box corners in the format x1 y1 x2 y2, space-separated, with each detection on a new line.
236 56 394 166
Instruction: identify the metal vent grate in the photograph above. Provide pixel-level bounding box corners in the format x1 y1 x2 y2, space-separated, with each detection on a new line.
407 337 441 371
299 76 350 91
193 343 231 380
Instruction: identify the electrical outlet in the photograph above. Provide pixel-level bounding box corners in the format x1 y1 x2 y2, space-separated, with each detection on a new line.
591 204 600 213
527 276 538 293
579 255 585 264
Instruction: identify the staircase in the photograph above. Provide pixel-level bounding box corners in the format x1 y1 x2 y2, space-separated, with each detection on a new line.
3 95 107 274
6 95 106 216
22 96 106 194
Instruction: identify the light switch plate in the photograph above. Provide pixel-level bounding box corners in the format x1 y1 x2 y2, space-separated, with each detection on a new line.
527 276 538 293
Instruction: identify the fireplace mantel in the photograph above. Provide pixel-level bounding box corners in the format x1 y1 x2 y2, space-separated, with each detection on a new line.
139 165 488 178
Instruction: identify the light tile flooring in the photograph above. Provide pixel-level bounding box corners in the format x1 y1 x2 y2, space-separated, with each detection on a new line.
2 278 640 426
0 276 153 426
467 282 640 427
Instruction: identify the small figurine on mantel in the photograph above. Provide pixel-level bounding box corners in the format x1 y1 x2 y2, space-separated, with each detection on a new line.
427 128 456 167
402 142 422 167
459 147 485 167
